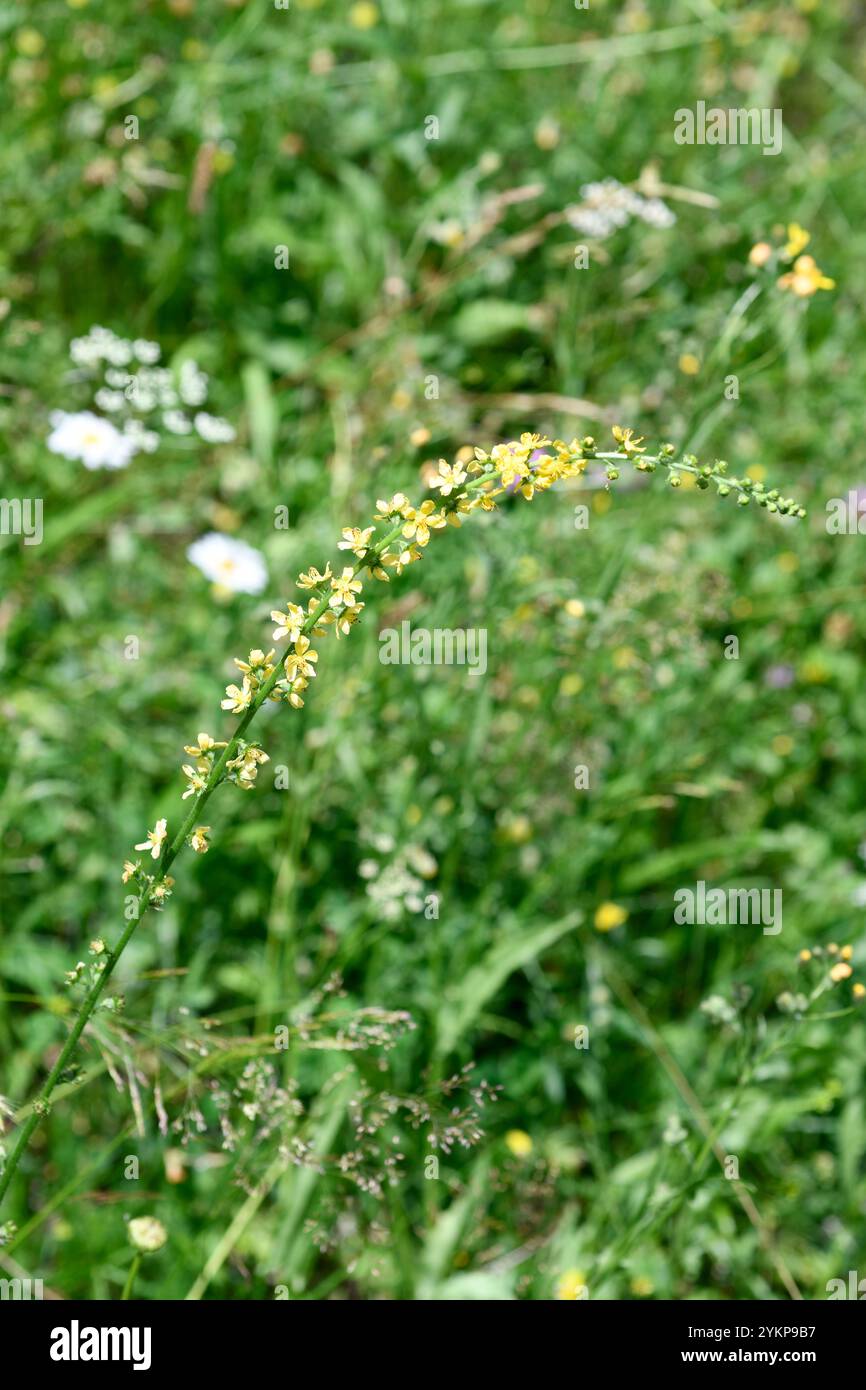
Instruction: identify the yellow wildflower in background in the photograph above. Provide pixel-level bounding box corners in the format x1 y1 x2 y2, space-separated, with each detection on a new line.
778 255 835 297
505 1129 533 1157
350 2 379 27
556 1268 588 1300
783 223 810 259
595 902 628 932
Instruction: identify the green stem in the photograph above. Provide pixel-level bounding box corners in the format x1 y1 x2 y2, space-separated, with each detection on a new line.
121 1252 142 1301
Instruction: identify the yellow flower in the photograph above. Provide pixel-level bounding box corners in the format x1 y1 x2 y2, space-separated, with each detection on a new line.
830 962 853 982
556 1268 588 1300
338 526 375 558
273 674 309 709
333 604 365 637
297 563 332 590
284 634 319 680
595 901 627 932
349 1 379 28
135 818 168 860
783 222 810 260
840 945 853 960
748 241 773 267
271 603 305 643
190 827 210 854
234 649 276 685
799 949 812 963
630 1275 655 1296
183 732 227 758
401 499 446 546
505 1129 533 1157
330 567 364 608
382 544 422 575
121 860 139 883
181 765 208 799
373 492 410 520
430 459 467 497
221 679 253 714
16 28 46 56
777 254 835 297
612 425 646 456
678 353 700 376
853 983 865 1001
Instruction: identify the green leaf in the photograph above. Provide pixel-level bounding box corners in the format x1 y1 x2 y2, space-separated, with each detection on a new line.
436 911 582 1056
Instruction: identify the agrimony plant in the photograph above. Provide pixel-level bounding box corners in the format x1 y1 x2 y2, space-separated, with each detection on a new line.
0 426 805 1221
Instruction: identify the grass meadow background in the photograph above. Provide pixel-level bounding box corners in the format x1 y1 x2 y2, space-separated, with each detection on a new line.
1 0 866 1300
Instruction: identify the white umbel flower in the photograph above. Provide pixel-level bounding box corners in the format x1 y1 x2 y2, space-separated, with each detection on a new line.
46 410 136 470
194 411 235 444
187 532 267 594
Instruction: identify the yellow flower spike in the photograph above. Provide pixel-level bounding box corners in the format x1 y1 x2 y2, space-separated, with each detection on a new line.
595 902 628 932
4 419 813 1222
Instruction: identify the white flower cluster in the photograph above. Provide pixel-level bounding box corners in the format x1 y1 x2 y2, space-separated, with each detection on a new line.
47 326 236 470
566 178 676 239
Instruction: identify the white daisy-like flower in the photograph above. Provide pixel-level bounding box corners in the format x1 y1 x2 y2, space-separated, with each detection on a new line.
187 532 267 594
46 410 137 470
194 411 235 444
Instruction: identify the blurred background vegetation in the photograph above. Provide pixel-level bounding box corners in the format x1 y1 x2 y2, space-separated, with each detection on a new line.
1 0 865 1300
